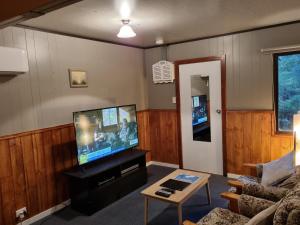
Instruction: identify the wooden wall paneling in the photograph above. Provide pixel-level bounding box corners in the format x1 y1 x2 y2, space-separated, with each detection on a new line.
32 133 48 212
260 113 272 162
234 113 244 175
0 139 15 225
250 112 272 163
226 111 294 175
137 111 151 161
9 138 27 211
242 112 253 175
60 127 74 200
69 126 78 167
0 140 13 179
21 135 39 217
1 0 55 23
226 112 244 174
0 124 77 223
51 129 66 204
149 111 161 162
0 184 3 225
251 113 263 164
43 130 57 208
1 177 16 225
159 111 178 164
270 136 293 160
61 127 74 169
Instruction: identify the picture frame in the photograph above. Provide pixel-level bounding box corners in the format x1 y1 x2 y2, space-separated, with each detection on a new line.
69 69 88 88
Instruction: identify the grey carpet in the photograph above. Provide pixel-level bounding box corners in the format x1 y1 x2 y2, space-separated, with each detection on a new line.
33 165 229 225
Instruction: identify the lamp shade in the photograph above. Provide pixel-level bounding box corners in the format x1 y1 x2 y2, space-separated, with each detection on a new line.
117 24 136 38
293 112 300 166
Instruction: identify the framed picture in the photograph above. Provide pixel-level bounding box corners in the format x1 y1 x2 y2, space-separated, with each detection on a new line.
69 69 88 88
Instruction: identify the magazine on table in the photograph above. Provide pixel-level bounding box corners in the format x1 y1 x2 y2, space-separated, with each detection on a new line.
174 174 200 183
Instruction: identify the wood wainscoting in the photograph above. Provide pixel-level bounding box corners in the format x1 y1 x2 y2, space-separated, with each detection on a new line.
226 111 294 175
0 110 177 224
0 109 293 224
0 124 77 225
140 109 294 175
137 109 179 164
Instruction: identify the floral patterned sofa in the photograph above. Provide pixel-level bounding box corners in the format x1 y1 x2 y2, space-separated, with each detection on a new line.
183 183 300 225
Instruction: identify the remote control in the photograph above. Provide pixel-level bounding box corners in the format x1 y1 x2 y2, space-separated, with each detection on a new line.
155 190 171 198
161 188 175 194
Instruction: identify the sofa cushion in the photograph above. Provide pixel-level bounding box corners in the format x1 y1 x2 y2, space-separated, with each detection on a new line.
197 208 249 225
243 183 289 202
238 194 275 218
273 183 300 225
245 203 278 225
261 151 295 186
286 209 300 225
277 166 300 189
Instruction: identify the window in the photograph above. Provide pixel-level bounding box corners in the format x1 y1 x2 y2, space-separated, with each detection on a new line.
274 51 300 132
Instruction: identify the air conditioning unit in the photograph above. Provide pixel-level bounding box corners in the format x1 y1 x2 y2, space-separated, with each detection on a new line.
0 46 29 74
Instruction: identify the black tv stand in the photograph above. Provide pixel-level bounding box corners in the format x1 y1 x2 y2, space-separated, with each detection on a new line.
64 149 147 215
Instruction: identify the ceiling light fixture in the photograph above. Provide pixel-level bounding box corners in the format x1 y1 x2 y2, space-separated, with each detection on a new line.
155 37 164 45
117 19 136 38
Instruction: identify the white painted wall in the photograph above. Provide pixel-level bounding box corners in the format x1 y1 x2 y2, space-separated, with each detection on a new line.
145 22 300 110
0 27 146 136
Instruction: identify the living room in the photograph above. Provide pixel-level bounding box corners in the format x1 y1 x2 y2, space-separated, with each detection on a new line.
0 1 300 225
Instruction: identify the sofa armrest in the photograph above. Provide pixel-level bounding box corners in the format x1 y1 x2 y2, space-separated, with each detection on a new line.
228 180 243 194
238 194 275 218
220 192 240 213
183 220 197 225
243 183 289 202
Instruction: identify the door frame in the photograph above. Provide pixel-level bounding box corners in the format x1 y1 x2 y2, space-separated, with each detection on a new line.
174 56 227 176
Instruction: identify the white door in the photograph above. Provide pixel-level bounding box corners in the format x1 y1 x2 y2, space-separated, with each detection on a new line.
179 60 223 175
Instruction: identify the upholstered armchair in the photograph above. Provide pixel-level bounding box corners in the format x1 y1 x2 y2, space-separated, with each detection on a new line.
183 183 300 225
183 194 275 225
222 164 299 212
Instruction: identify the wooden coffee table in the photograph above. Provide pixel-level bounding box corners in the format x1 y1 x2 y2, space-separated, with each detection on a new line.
141 169 211 225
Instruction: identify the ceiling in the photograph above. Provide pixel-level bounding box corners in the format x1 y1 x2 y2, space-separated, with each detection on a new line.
19 0 300 48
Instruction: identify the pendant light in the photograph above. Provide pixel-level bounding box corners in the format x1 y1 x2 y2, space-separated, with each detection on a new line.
117 19 136 38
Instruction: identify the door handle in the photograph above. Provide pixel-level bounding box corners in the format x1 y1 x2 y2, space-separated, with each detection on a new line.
216 109 221 114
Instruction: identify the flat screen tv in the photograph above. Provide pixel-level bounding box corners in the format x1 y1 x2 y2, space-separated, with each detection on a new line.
73 105 139 165
192 95 208 126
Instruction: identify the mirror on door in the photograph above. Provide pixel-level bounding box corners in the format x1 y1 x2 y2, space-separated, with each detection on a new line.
191 75 211 142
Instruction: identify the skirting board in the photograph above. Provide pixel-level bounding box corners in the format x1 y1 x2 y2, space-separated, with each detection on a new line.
17 199 71 225
147 161 179 169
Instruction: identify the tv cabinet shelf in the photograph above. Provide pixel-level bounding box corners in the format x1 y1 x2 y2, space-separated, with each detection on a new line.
64 149 147 215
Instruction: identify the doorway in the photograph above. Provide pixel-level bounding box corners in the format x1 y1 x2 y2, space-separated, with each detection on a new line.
175 57 226 175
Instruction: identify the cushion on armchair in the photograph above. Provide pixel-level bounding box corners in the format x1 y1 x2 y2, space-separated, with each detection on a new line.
243 183 289 202
277 166 300 189
273 183 300 225
286 209 300 225
238 194 275 218
196 208 249 225
261 151 295 187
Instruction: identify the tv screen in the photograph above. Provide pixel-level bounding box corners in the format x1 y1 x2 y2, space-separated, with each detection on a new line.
192 95 208 126
73 105 139 165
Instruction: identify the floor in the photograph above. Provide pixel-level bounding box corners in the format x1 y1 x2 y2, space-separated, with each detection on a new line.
33 165 229 225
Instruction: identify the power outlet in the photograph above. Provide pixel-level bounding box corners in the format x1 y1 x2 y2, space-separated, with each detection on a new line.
16 207 27 220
